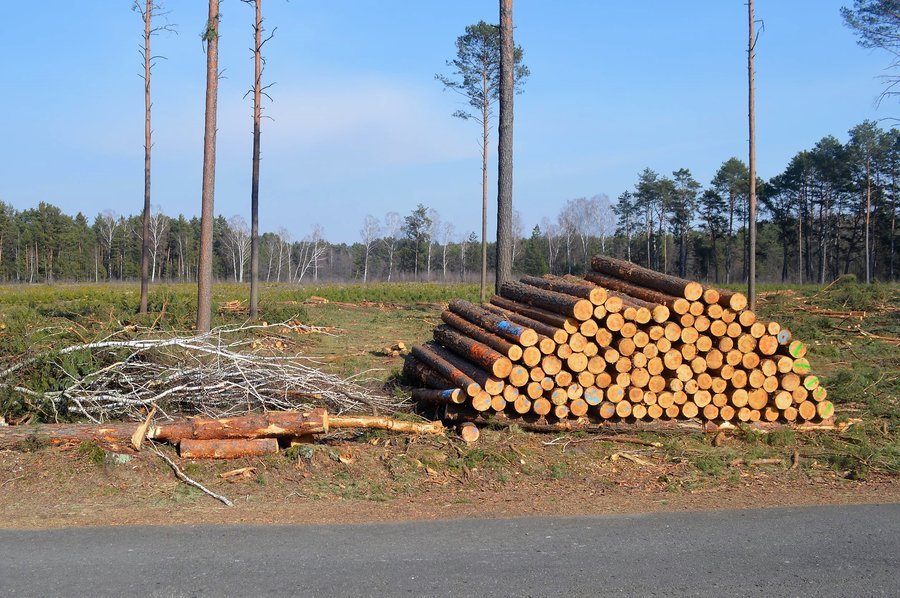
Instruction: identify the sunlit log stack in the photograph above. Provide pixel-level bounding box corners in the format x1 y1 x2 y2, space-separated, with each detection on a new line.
405 255 833 426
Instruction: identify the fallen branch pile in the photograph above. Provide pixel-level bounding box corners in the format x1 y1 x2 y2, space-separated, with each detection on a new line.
0 323 404 422
406 255 834 427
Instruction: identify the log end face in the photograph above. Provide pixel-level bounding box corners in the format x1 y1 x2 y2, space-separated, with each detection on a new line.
459 422 480 443
703 288 720 304
729 293 748 311
492 357 514 379
518 329 539 347
573 299 594 321
684 282 703 302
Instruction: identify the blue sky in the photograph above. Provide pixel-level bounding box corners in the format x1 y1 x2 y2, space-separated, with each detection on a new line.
0 1 890 243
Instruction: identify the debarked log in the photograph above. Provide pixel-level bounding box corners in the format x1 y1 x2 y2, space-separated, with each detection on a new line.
150 409 329 442
179 438 279 459
0 408 445 451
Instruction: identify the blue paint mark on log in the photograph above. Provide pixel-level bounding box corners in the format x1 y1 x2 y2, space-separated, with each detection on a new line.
497 320 524 336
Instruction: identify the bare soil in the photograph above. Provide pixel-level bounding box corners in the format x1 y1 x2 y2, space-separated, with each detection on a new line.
1 428 896 529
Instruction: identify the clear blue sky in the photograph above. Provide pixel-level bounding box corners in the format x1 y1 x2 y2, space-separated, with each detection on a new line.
0 1 890 243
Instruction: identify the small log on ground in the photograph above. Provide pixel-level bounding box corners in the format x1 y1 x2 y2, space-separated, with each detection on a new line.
179 438 279 459
151 409 329 442
329 415 444 435
459 422 480 443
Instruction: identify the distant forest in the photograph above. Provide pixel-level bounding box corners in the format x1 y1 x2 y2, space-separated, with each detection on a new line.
0 120 896 285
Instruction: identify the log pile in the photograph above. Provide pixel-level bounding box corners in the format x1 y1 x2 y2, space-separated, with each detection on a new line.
406 255 833 427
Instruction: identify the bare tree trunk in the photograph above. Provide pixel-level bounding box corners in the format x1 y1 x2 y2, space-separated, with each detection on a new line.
865 157 871 284
249 0 263 319
797 195 804 284
276 237 283 282
481 90 489 303
139 0 153 314
747 0 758 310
645 206 651 269
495 0 514 291
891 170 897 280
196 0 219 333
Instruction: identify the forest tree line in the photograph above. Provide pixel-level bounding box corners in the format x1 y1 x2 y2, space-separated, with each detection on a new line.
0 120 895 286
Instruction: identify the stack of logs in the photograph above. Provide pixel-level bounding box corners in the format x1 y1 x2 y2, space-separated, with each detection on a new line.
405 255 833 426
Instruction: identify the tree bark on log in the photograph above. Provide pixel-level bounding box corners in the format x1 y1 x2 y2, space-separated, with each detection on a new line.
520 275 607 305
411 344 481 397
490 295 578 333
483 302 569 344
583 272 690 314
590 255 703 301
403 357 459 397
412 387 462 405
499 281 594 321
441 310 524 361
433 325 513 379
428 342 505 395
448 299 538 346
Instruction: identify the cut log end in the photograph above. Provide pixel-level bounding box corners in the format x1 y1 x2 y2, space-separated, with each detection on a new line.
459 423 480 443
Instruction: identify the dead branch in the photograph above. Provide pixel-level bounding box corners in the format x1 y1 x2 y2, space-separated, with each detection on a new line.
151 442 233 506
0 322 403 421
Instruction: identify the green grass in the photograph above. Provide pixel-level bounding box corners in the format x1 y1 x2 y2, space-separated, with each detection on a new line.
0 281 473 420
77 440 106 466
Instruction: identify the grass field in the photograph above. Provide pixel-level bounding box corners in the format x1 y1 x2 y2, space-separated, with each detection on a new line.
0 279 896 519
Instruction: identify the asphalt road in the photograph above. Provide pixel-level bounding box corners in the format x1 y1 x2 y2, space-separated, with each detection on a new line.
1 504 897 597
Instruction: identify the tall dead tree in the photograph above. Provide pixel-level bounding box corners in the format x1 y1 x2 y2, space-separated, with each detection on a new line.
197 0 220 333
135 1 174 314
242 0 274 320
496 0 515 291
747 0 758 310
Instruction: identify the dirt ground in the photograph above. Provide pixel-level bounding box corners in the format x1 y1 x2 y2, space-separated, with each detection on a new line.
1 427 897 529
